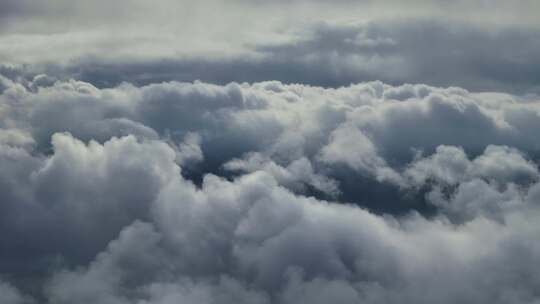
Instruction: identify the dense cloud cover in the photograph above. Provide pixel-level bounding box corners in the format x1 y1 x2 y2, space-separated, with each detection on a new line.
2 1 540 303
1 0 540 93
2 19 540 94
1 73 540 303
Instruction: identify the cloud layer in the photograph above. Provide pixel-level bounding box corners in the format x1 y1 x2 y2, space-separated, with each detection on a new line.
1 72 540 303
2 12 540 93
2 1 540 302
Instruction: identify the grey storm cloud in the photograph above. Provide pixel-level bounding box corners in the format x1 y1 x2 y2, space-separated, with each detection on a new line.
1 72 540 303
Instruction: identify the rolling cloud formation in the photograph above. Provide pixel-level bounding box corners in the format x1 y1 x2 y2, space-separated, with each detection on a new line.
1 1 540 303
1 75 540 303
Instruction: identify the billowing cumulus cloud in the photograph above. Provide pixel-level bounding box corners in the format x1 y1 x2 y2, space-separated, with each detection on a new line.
1 1 540 303
1 72 540 303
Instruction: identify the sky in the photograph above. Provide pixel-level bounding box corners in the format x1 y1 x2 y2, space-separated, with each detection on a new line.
1 1 540 303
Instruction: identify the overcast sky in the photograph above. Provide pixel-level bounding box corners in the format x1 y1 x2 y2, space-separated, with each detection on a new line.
1 0 540 92
1 1 540 304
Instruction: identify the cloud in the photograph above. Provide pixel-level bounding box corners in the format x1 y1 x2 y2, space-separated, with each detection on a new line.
2 76 540 207
225 153 340 196
2 18 540 94
1 74 540 302
2 1 540 302
41 153 540 303
404 145 539 188
0 281 33 304
174 132 204 167
0 132 179 289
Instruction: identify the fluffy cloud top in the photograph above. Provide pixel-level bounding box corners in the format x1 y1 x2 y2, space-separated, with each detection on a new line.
1 72 540 303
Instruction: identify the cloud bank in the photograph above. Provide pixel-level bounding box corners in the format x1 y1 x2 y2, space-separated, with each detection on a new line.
1 73 540 303
2 1 540 303
1 1 540 93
